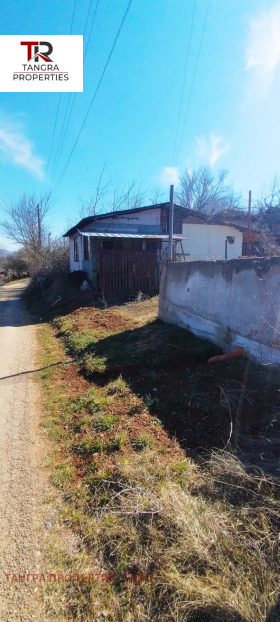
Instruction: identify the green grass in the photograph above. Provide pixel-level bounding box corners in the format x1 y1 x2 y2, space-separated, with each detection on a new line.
51 462 75 488
131 434 154 451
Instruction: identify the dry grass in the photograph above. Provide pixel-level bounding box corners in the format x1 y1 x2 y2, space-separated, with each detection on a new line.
37 299 280 622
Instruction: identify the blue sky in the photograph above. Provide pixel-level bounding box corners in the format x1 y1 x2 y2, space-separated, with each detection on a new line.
1 0 280 249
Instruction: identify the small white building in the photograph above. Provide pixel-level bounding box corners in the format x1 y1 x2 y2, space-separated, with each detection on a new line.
182 222 243 261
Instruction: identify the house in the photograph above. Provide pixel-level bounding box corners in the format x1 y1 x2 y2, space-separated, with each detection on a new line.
64 203 253 294
64 203 196 295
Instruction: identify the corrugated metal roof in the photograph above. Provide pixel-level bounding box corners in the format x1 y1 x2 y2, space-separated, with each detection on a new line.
77 230 185 240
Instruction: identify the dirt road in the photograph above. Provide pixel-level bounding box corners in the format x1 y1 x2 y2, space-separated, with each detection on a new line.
0 282 47 621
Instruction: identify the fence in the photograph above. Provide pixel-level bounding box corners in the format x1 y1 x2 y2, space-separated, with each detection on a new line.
98 248 161 296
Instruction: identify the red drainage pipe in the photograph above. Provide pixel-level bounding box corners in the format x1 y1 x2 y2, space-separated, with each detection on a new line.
207 347 246 365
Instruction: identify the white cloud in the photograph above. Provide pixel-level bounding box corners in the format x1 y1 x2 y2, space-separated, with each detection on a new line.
245 2 280 93
195 132 230 168
159 166 180 186
0 119 44 179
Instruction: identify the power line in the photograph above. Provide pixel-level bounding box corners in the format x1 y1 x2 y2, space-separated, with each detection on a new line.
172 0 196 166
50 93 74 180
69 0 77 35
54 0 133 191
46 94 62 177
50 0 100 184
83 0 95 42
51 94 76 182
175 0 212 165
84 0 100 61
45 0 78 179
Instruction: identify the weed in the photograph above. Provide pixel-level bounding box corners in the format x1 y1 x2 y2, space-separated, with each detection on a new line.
94 414 119 432
106 434 126 453
81 352 107 376
150 417 163 428
105 376 130 396
131 434 154 451
66 330 95 356
51 463 75 488
70 437 103 457
53 317 73 336
144 393 160 412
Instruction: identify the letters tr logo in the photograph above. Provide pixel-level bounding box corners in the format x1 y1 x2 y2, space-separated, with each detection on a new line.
20 41 53 62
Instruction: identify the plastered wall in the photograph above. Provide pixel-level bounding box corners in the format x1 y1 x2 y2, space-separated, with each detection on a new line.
158 257 280 365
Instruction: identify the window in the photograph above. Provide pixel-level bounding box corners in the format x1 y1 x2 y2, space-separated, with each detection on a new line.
74 239 79 262
83 236 90 260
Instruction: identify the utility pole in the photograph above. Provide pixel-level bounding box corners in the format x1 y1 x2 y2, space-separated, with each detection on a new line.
37 204 42 249
168 184 174 261
246 190 252 257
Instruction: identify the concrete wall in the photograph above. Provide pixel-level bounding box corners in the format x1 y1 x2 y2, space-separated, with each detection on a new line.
158 257 280 365
182 224 243 260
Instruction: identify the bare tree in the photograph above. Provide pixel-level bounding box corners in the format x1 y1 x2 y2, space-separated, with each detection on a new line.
176 167 241 214
0 193 51 251
79 164 147 218
255 175 280 232
148 185 165 205
4 250 29 279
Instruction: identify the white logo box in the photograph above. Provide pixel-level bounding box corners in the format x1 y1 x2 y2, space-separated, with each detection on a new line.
0 35 83 92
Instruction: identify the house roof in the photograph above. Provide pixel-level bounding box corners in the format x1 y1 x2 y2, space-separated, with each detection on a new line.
77 230 185 240
64 203 203 237
209 208 259 231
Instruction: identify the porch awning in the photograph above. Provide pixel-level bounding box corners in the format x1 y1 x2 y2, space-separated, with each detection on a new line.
77 230 185 240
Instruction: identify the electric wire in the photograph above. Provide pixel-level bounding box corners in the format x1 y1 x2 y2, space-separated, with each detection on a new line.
51 0 100 184
53 0 133 192
171 0 196 166
175 0 212 165
83 0 95 44
84 0 100 61
45 0 78 178
69 0 77 35
46 94 62 177
50 94 74 180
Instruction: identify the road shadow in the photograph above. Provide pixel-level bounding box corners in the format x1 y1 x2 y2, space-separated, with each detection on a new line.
0 361 72 384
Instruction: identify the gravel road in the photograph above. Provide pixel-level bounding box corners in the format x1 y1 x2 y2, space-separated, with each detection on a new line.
0 282 47 621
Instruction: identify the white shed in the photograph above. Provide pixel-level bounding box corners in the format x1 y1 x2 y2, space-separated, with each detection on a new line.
181 223 243 261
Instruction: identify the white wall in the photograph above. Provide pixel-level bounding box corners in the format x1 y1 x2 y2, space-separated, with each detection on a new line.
83 208 163 234
69 234 83 272
158 258 280 365
182 224 242 260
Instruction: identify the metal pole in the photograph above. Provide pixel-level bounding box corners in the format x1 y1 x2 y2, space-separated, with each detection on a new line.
168 184 174 261
247 190 252 257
